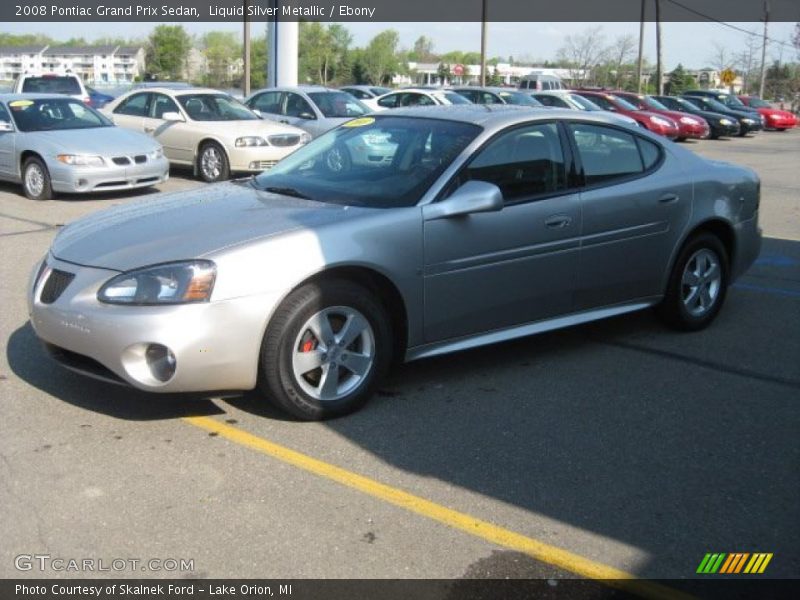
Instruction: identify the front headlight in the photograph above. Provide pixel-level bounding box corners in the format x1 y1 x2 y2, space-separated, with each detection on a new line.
679 116 700 125
650 116 673 127
98 260 216 305
236 136 268 147
719 118 732 125
742 118 754 124
299 132 312 144
768 113 780 120
148 147 164 160
57 154 104 167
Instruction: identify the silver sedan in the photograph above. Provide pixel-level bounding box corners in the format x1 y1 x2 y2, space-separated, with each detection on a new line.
0 94 169 200
29 107 761 419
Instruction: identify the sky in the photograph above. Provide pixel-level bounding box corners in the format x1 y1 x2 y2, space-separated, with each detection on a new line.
4 21 798 70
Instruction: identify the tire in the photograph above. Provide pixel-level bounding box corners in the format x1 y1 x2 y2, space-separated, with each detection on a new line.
324 144 352 173
676 136 687 142
197 141 230 182
657 232 729 331
259 279 393 420
22 157 53 200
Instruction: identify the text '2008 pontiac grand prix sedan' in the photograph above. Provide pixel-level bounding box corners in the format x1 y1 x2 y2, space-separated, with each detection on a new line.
28 106 761 420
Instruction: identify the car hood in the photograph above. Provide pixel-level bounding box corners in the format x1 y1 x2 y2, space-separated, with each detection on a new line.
51 181 370 271
26 127 160 154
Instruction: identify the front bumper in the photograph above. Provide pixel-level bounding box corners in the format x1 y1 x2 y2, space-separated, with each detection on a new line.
677 121 710 139
765 115 797 129
48 156 170 194
28 255 280 393
228 144 303 173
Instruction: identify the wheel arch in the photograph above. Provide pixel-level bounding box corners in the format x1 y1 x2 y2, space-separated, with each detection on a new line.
20 150 46 178
663 218 736 295
194 137 230 175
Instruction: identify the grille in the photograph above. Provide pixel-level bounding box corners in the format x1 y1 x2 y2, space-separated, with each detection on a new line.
252 160 278 170
112 156 131 166
40 269 75 304
133 155 147 164
268 134 301 147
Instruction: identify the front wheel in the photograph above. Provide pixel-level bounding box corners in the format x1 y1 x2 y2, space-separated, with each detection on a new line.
198 142 230 182
259 280 393 420
22 157 53 200
657 233 729 331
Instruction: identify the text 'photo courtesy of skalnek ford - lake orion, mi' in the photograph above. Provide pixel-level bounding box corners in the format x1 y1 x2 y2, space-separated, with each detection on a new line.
1 1 799 599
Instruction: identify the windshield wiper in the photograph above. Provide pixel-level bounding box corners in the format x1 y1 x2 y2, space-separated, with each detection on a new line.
261 185 313 200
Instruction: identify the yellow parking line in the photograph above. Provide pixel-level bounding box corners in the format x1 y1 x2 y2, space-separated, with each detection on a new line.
184 416 692 600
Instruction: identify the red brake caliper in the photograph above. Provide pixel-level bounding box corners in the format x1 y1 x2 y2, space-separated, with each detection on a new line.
300 331 318 353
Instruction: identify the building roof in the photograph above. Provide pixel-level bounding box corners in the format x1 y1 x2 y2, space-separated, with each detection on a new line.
44 45 118 56
116 46 144 56
0 45 48 54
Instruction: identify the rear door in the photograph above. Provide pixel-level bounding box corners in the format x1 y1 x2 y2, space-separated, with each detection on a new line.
0 102 15 178
111 92 150 133
423 121 582 341
568 122 692 308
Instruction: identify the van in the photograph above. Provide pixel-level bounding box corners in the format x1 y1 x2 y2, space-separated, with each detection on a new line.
517 73 564 91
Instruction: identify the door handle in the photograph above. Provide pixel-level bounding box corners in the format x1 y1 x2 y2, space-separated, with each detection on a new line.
280 119 290 124
545 215 572 229
144 126 155 133
658 193 679 204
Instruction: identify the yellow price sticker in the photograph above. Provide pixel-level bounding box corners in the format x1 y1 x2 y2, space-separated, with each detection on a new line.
343 117 375 128
9 100 34 108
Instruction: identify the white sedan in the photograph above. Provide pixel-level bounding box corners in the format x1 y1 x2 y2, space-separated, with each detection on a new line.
372 88 473 111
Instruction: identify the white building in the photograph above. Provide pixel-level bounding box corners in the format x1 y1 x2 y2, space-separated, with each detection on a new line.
0 45 48 81
0 45 145 84
403 63 578 86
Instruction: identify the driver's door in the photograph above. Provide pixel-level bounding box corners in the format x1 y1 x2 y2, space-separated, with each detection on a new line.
423 122 582 342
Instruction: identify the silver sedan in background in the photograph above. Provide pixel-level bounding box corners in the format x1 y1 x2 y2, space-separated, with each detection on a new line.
0 94 169 200
29 107 761 420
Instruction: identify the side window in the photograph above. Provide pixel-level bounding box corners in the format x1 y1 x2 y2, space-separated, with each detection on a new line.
284 93 314 117
114 93 149 116
584 94 613 110
377 94 398 109
482 92 503 104
251 91 282 115
569 123 647 185
347 89 368 100
546 96 568 108
149 93 179 119
0 102 11 123
637 137 662 170
461 122 567 202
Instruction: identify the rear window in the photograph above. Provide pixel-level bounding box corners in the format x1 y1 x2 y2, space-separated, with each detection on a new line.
307 92 369 118
569 123 660 185
21 76 82 95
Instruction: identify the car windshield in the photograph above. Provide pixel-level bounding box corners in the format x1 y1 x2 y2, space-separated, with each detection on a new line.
719 94 746 107
497 91 541 106
7 97 111 131
746 97 771 108
701 98 731 113
251 116 481 209
608 95 640 111
443 92 472 105
566 94 602 110
307 92 370 118
178 94 258 121
21 76 81 95
671 97 696 111
642 97 670 111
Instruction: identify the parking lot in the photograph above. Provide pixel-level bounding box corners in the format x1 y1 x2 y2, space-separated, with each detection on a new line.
1 130 798 588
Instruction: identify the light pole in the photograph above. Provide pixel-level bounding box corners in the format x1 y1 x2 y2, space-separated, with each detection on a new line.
479 0 487 86
243 0 250 96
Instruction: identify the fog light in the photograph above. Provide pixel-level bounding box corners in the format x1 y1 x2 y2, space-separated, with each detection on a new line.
249 161 258 170
145 344 176 382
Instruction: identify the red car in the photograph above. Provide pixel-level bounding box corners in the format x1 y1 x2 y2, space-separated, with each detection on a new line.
613 91 710 141
572 90 680 139
737 96 797 131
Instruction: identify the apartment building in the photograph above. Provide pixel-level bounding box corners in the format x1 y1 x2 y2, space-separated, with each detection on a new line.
0 45 145 84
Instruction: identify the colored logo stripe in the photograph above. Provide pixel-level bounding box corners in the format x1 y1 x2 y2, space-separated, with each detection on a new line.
697 553 773 574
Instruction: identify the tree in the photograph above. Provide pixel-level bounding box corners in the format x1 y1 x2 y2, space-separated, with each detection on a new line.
708 42 732 73
608 34 637 88
202 32 240 88
667 63 695 94
410 36 436 62
146 25 191 80
437 62 450 85
556 26 607 84
488 66 503 86
250 35 268 89
299 22 333 84
361 30 401 86
792 23 800 59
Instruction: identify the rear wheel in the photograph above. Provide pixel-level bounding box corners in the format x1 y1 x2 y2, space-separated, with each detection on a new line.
259 280 392 420
22 157 53 200
657 232 729 331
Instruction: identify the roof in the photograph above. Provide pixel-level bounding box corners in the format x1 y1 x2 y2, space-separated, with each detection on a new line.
115 46 143 55
0 93 73 101
44 45 118 56
0 45 48 54
376 104 601 128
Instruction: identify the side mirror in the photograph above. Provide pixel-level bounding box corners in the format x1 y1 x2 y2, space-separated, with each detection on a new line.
252 109 262 118
162 111 184 122
298 111 316 120
423 180 504 221
0 121 14 132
